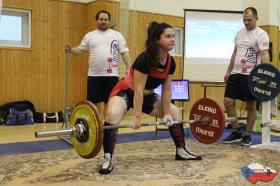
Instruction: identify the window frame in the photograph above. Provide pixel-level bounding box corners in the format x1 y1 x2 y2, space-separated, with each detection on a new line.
169 27 183 57
0 7 32 48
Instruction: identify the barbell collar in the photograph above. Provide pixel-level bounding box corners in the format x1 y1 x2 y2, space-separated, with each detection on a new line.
35 128 76 138
225 117 238 122
225 117 248 123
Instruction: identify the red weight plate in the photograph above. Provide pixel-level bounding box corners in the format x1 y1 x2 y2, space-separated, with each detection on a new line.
189 98 225 144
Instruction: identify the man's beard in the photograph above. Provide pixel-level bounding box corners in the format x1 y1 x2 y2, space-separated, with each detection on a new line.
98 24 108 31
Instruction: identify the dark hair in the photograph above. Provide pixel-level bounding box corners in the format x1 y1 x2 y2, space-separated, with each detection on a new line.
145 21 172 69
95 10 111 21
244 7 258 18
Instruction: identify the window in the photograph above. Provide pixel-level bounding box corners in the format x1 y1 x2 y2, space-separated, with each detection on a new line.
170 27 183 56
0 8 31 48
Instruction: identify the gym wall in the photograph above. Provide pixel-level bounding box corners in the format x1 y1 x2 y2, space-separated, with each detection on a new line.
1 0 89 112
1 0 279 114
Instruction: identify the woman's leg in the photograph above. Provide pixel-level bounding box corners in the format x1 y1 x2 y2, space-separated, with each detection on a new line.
99 95 127 175
103 95 127 155
150 101 202 160
150 102 185 148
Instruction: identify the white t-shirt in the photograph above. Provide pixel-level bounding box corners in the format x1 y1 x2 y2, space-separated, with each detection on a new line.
232 27 269 75
78 29 129 77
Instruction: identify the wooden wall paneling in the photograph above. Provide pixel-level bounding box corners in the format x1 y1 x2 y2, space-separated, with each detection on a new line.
50 0 66 111
1 0 87 112
35 0 52 111
269 26 279 68
67 2 88 108
127 11 145 61
270 26 278 64
272 26 279 105
260 26 279 66
260 25 280 105
58 1 88 112
2 0 279 113
85 2 97 31
0 50 3 100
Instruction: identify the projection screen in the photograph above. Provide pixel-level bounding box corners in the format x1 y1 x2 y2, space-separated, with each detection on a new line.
183 9 243 82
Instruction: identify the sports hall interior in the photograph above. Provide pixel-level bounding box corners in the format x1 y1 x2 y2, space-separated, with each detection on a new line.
0 0 280 186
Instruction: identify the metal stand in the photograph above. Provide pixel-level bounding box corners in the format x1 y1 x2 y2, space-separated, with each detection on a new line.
59 51 72 144
251 100 280 151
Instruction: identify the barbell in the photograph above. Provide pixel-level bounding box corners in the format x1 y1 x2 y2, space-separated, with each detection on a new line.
35 97 243 159
34 63 280 159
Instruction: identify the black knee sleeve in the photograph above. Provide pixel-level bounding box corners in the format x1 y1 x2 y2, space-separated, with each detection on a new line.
168 124 185 148
103 122 118 155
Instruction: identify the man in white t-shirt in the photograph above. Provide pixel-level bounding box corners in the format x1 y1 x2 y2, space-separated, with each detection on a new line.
223 7 270 146
65 10 131 106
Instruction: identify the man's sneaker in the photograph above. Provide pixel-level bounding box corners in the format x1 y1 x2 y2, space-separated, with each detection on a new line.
223 130 243 144
99 153 114 174
240 135 252 146
226 124 233 129
175 147 202 160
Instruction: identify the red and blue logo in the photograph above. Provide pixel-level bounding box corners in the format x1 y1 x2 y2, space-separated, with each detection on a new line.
241 163 278 184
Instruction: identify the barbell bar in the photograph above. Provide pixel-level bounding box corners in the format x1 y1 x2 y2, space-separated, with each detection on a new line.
34 97 247 159
35 118 207 138
35 117 240 139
